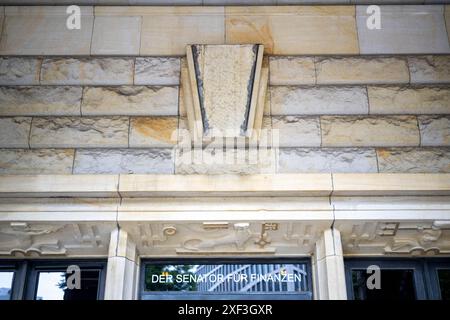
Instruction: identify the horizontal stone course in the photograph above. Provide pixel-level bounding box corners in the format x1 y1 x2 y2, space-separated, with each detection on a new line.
0 148 74 174
418 115 450 146
408 56 450 84
316 57 410 84
73 148 174 174
0 117 31 148
0 86 82 116
135 57 181 85
0 57 41 85
270 86 368 115
320 116 421 147
368 86 450 115
81 86 178 116
269 57 315 85
129 116 179 147
29 117 129 148
377 148 450 173
278 148 378 173
40 58 134 85
271 116 321 147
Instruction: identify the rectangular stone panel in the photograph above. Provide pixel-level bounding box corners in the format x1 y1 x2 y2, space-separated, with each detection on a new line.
40 58 134 85
270 86 368 115
30 117 129 148
91 16 141 55
94 7 224 56
321 116 420 147
73 149 174 174
129 117 178 148
81 86 178 116
316 57 409 84
0 6 94 55
0 57 41 85
0 117 31 148
368 86 450 114
377 148 450 173
408 56 450 84
271 116 321 147
175 147 277 174
135 57 181 86
278 148 378 173
357 5 450 54
0 86 82 116
418 115 450 146
226 6 359 54
0 149 74 174
269 57 315 85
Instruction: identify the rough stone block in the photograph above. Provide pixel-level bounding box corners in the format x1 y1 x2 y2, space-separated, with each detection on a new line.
269 57 315 85
408 56 450 83
0 86 82 116
226 6 359 54
278 148 378 173
270 86 368 115
91 16 141 55
0 117 31 148
0 57 41 85
82 86 178 116
0 149 74 174
316 57 409 84
135 57 181 85
129 117 178 147
377 148 450 173
0 6 94 55
418 115 450 146
321 116 420 147
357 5 450 54
271 116 321 147
368 86 450 114
30 117 129 148
41 58 134 85
73 149 174 174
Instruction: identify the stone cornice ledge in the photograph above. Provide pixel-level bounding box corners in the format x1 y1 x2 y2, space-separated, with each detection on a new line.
0 173 449 198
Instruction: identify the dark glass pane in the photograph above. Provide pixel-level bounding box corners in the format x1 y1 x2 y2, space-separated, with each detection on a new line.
437 269 450 300
144 263 308 293
0 272 14 300
36 270 100 300
352 269 416 300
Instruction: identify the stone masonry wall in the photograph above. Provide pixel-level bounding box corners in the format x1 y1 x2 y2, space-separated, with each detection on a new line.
0 55 449 174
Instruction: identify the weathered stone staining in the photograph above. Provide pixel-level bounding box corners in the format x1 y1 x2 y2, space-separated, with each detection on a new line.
377 148 450 173
0 149 74 174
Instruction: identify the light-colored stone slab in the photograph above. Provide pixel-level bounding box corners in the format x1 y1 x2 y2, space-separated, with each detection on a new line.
357 5 450 54
0 57 41 85
226 6 359 54
316 57 409 84
129 117 178 147
0 86 82 116
321 116 420 147
332 173 450 196
446 5 450 45
377 148 450 173
0 174 120 198
408 56 450 83
118 173 333 197
175 147 277 174
418 115 450 146
73 149 174 174
0 6 94 55
269 57 315 85
30 117 129 148
271 116 321 147
368 86 450 114
278 148 378 173
270 86 368 115
91 16 141 55
0 149 74 174
41 58 134 85
0 117 31 148
135 57 180 86
81 86 178 116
